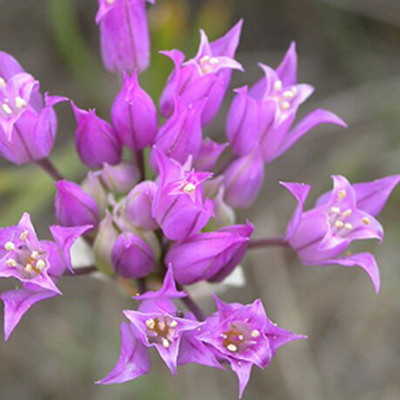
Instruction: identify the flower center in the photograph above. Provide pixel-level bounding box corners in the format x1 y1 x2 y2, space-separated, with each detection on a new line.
220 321 260 353
199 55 220 74
145 316 178 348
271 79 298 111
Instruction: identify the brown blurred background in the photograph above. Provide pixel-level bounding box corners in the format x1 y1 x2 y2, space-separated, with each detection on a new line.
1 0 400 399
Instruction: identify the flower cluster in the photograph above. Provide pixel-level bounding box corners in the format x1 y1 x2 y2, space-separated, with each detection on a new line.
0 1 398 397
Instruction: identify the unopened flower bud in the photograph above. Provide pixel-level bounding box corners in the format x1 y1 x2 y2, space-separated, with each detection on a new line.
101 162 140 195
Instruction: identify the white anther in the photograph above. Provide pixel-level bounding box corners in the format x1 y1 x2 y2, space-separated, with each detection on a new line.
25 263 33 273
342 209 352 218
36 259 46 270
6 258 17 267
146 319 156 329
227 344 238 352
274 80 283 92
335 220 344 229
291 86 298 95
238 335 244 341
2 103 12 115
251 329 260 338
169 320 178 328
200 55 211 65
31 251 39 259
281 101 290 110
330 207 341 214
20 230 28 241
183 182 196 193
162 338 170 348
220 333 228 339
209 57 219 65
15 96 26 109
0 78 5 87
4 241 15 251
362 217 370 225
344 223 353 231
106 0 114 4
282 90 295 100
338 189 347 199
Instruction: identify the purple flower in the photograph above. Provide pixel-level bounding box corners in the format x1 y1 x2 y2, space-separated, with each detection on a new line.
71 102 121 168
0 52 66 165
111 72 157 150
159 21 243 125
55 180 100 229
0 213 90 339
96 0 155 74
200 295 305 398
283 174 400 293
226 43 346 161
153 97 204 165
123 181 158 230
111 232 154 278
166 222 253 285
223 149 265 208
152 147 213 241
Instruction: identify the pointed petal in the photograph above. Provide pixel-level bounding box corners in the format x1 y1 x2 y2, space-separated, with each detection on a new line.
322 252 380 294
273 109 347 160
276 42 297 86
1 288 58 341
210 19 243 58
280 182 311 240
96 322 151 384
230 359 253 399
352 175 400 216
195 29 212 59
0 51 25 79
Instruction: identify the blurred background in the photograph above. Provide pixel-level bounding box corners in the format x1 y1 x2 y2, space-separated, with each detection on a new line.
1 0 400 399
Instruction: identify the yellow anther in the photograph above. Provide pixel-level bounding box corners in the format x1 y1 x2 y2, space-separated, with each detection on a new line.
338 189 347 199
4 241 15 251
274 80 283 92
2 103 12 115
162 338 170 348
362 217 370 225
36 259 46 270
335 220 344 229
0 78 5 87
281 101 291 110
6 258 17 267
344 223 353 231
227 344 238 352
31 251 39 259
330 207 341 214
169 320 178 328
251 329 260 338
342 209 352 218
20 230 28 241
199 55 211 65
146 319 156 329
282 90 295 100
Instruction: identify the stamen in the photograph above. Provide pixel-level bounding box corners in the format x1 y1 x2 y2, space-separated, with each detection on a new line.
183 182 196 194
338 189 347 199
227 344 238 352
106 0 114 4
2 103 12 115
330 207 341 214
6 258 17 267
335 220 344 228
0 77 5 87
238 335 244 341
146 319 156 329
4 241 15 251
25 263 33 273
342 209 352 218
281 101 290 110
169 320 178 328
15 96 26 109
36 259 46 270
209 57 219 65
199 55 211 65
344 223 353 231
251 329 260 338
20 230 28 241
162 338 170 348
291 86 298 95
282 90 295 100
362 217 370 225
31 251 39 259
274 80 283 92
220 333 228 339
